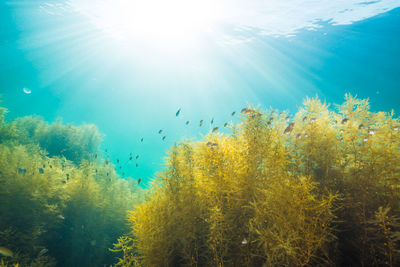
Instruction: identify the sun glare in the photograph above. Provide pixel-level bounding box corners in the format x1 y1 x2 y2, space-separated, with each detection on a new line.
72 0 222 45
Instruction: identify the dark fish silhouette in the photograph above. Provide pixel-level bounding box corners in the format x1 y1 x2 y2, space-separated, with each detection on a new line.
38 248 48 257
341 118 349 124
176 108 181 117
284 122 295 135
206 142 218 149
224 123 228 127
162 136 166 141
39 168 44 174
241 108 252 114
138 178 142 184
141 138 143 142
211 118 214 124
129 156 133 160
212 127 219 133
116 159 119 163
136 155 139 159
358 124 364 129
158 129 163 134
186 121 190 125
200 120 204 127
231 111 236 116
136 163 139 167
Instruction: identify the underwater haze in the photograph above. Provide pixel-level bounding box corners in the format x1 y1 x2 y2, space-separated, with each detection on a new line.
1 0 400 266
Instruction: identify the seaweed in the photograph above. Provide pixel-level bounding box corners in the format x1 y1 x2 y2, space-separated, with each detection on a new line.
0 105 145 267
115 95 400 266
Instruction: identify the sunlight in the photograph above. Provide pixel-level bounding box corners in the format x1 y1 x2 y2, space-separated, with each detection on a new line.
69 0 222 45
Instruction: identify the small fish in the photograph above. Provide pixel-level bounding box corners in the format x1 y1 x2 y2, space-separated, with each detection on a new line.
296 133 302 139
106 172 109 176
105 160 109 165
158 129 163 134
310 118 316 123
38 248 48 257
304 133 309 138
284 122 295 135
0 246 13 257
18 167 23 174
241 108 252 114
302 116 307 122
116 159 119 163
231 111 236 116
138 178 142 184
129 156 133 160
341 118 349 124
162 136 166 141
58 215 65 220
211 118 214 124
49 165 52 168
136 163 138 167
105 149 108 153
241 238 248 245
199 120 204 127
136 155 139 159
224 122 228 127
358 124 364 129
363 137 369 142
66 174 70 180
141 138 144 142
43 164 46 168
39 168 44 174
60 149 66 153
206 142 218 149
94 154 97 159
212 127 219 133
176 108 181 117
119 166 122 170
186 121 190 125
394 126 399 131
369 129 376 135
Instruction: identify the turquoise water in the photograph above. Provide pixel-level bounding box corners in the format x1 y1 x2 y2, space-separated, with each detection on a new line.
1 1 400 185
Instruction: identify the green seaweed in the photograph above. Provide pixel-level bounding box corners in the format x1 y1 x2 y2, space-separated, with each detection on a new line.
0 105 145 267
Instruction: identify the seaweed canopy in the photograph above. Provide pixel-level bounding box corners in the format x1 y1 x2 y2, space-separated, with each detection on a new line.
8 116 103 164
0 105 145 267
115 104 337 266
0 144 65 266
115 94 400 267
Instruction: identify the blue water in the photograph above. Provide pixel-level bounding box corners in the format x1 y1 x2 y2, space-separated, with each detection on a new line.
1 1 400 186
